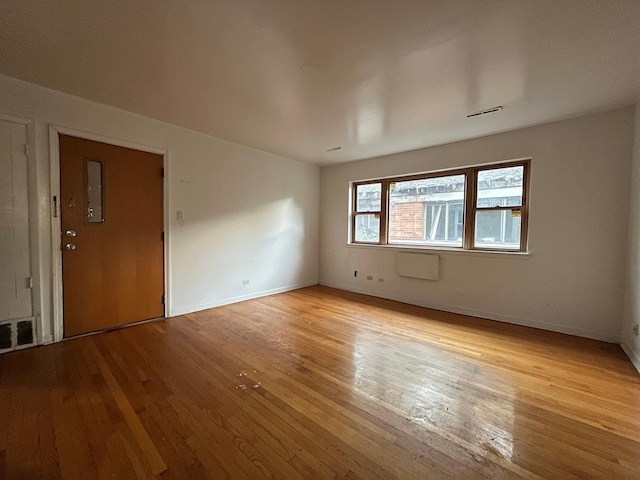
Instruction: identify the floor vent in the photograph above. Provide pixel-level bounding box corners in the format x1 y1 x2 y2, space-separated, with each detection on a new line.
0 317 36 353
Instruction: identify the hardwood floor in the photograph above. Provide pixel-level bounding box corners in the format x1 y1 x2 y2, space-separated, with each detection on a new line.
1 286 639 479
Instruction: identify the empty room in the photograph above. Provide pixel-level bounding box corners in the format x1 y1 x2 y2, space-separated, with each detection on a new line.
1 1 640 478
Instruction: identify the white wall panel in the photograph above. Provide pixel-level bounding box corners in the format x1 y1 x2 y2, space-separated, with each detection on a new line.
622 103 640 371
396 253 439 281
0 120 32 322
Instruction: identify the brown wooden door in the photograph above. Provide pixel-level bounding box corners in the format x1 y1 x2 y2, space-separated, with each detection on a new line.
60 135 164 337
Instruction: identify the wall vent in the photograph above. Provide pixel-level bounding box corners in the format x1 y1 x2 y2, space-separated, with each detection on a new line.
396 252 439 280
467 106 503 118
0 317 36 354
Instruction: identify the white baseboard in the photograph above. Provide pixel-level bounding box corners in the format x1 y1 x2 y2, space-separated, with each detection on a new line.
43 334 54 345
319 281 621 343
621 343 640 374
169 281 318 317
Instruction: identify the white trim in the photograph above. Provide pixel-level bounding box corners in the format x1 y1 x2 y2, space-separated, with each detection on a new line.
0 113 41 345
49 124 170 342
319 281 621 343
49 127 63 342
170 282 318 317
163 150 171 318
621 343 640 374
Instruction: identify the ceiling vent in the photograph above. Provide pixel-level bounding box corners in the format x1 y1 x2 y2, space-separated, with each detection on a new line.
467 106 503 118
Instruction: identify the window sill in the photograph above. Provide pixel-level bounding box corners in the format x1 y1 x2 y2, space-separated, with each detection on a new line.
346 243 532 259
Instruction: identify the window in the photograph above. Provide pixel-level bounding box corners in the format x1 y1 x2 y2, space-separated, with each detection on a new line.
350 159 530 252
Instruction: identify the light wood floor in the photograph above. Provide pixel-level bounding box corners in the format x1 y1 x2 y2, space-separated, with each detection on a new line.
1 286 639 479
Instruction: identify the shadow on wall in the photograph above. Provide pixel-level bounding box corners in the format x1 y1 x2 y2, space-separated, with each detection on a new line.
166 142 319 314
172 194 311 298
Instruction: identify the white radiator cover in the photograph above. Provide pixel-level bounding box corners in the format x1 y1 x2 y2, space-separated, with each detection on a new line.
396 252 439 280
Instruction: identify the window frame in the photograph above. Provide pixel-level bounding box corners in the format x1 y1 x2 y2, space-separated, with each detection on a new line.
351 179 386 245
350 159 531 252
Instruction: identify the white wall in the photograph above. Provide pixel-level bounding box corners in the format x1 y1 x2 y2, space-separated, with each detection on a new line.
1 70 635 350
320 108 635 342
622 104 640 370
0 74 319 343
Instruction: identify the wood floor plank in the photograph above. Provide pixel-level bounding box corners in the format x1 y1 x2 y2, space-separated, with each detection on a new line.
49 347 99 479
88 340 167 475
1 286 639 479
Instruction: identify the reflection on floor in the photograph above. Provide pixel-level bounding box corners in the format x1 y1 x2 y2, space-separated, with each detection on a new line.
1 285 639 479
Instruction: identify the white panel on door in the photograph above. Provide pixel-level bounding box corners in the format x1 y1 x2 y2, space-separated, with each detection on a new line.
0 120 32 323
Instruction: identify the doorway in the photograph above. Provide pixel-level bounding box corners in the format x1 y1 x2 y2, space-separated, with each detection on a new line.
59 135 165 337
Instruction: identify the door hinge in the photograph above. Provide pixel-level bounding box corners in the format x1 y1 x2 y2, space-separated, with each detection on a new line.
162 294 165 304
24 144 29 156
161 231 164 242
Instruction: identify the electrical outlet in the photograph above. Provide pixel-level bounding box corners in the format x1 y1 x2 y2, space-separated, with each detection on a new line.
366 275 373 281
242 279 250 286
633 324 639 336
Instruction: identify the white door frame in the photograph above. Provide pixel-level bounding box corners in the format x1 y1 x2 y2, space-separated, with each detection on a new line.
49 125 170 342
0 113 41 344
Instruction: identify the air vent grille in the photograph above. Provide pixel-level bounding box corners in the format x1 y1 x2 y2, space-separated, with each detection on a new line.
0 317 36 353
467 106 503 118
0 324 11 350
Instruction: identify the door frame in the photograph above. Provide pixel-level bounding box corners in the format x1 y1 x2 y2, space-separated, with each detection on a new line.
49 125 170 342
0 113 41 344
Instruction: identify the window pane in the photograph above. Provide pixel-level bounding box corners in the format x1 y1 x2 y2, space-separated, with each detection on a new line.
474 210 521 249
86 159 104 223
477 166 524 208
356 183 381 212
354 214 380 242
388 174 465 246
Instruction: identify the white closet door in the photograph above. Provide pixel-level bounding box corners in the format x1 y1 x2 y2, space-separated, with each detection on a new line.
0 120 32 322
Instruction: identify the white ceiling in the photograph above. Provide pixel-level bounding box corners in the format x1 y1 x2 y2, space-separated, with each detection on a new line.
1 1 639 165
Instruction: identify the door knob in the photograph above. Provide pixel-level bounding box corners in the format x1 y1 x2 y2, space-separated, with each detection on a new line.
66 229 77 237
65 243 76 250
